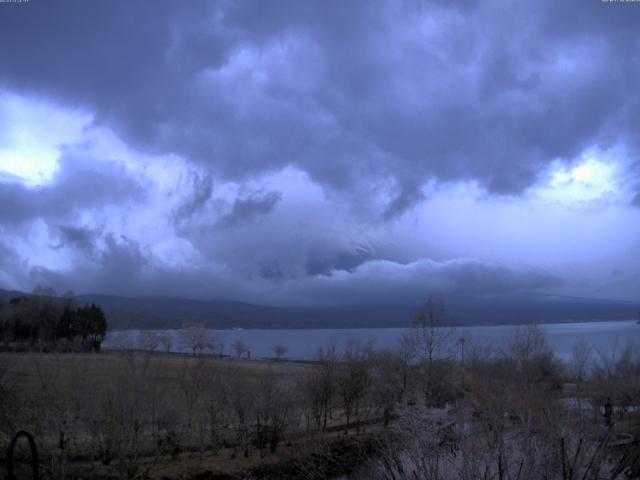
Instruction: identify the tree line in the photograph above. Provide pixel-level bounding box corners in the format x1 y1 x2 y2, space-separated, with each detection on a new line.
0 286 108 351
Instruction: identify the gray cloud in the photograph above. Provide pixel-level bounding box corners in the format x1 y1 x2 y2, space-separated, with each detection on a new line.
25 244 561 306
172 173 214 224
1 0 639 211
219 191 282 227
258 260 286 281
0 154 144 224
56 225 99 255
441 261 563 297
305 246 373 277
384 184 426 220
0 243 19 274
0 242 28 291
1 0 639 306
32 233 149 297
265 259 564 306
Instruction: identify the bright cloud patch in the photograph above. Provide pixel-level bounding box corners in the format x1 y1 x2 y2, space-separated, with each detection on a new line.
536 152 623 205
0 93 91 185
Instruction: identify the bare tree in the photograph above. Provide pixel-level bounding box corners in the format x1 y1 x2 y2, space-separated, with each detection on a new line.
158 333 173 353
571 339 593 383
254 374 294 453
300 342 338 431
205 331 225 357
370 349 405 426
178 323 210 355
272 344 287 361
396 333 417 401
592 340 640 421
178 357 208 431
138 331 159 352
224 369 257 458
338 338 374 432
368 337 638 480
89 352 168 480
233 339 248 358
371 399 636 480
199 363 229 454
413 295 455 374
411 295 455 406
507 324 560 389
508 324 551 365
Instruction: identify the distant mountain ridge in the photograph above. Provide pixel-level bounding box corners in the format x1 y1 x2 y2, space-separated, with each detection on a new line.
1 288 639 330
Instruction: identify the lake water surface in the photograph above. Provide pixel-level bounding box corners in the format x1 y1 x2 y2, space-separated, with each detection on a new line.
104 320 640 362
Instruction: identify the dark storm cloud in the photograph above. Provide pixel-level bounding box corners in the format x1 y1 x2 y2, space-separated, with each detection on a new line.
218 191 282 227
56 225 99 254
281 259 564 306
1 0 639 305
0 241 29 290
441 261 563 296
99 234 148 282
383 184 426 220
29 230 247 300
0 154 144 224
26 242 562 305
2 0 640 211
172 173 214 224
0 242 18 268
258 261 285 281
304 247 373 277
32 233 149 296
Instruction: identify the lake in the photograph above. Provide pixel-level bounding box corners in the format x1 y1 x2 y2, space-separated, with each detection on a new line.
104 320 640 363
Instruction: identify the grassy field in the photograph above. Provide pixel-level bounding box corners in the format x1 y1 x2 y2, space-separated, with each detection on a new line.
3 333 640 480
0 351 375 479
0 350 308 392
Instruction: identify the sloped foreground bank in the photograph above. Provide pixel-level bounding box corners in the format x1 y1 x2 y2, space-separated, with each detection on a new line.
190 436 380 480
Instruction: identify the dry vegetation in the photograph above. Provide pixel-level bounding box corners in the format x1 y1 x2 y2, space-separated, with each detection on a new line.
0 352 312 479
1 299 639 479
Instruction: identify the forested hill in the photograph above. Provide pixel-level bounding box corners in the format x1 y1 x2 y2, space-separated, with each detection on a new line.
1 289 639 330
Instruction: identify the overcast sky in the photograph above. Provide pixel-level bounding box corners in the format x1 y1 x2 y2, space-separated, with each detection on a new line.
0 0 639 306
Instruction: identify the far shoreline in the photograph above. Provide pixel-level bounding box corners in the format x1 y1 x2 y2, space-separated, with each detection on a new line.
108 317 640 331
